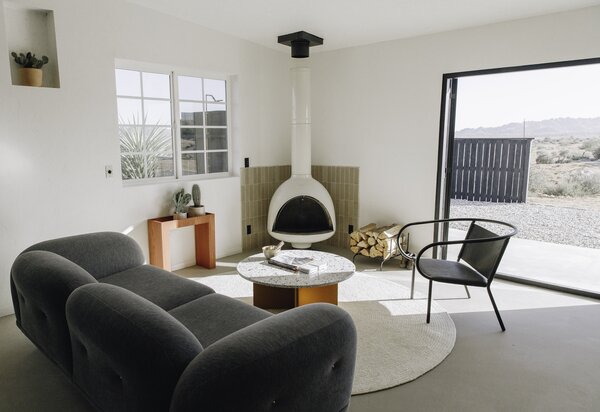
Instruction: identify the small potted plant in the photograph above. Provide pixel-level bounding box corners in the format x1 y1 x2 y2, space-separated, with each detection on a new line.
188 184 206 216
11 52 49 87
172 188 191 220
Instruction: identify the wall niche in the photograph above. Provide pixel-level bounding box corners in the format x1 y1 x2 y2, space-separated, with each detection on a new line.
4 2 60 88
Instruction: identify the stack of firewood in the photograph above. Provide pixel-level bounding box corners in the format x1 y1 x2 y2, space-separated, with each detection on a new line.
349 223 410 267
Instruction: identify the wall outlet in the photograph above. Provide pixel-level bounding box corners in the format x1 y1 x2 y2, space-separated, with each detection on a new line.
244 157 250 168
105 165 113 178
348 224 354 234
246 225 251 235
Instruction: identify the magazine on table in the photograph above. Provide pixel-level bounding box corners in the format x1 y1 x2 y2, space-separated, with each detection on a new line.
268 254 327 274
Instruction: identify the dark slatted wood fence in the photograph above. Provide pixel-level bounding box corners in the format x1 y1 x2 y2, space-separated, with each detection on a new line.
450 138 534 203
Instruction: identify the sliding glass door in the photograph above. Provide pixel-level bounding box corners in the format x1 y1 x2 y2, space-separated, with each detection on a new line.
437 59 600 298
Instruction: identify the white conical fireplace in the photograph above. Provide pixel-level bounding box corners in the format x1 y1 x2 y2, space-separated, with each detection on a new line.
267 33 335 249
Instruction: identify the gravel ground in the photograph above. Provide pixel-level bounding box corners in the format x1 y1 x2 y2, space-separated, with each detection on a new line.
449 199 600 249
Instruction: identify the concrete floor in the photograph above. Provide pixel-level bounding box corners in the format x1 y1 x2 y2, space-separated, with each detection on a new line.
185 245 597 316
350 304 600 412
2 246 599 411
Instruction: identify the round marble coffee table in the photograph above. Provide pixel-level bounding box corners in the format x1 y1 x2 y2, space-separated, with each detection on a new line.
237 250 355 309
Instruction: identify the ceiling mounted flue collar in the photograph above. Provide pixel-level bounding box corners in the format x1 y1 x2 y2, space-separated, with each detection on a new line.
277 31 323 58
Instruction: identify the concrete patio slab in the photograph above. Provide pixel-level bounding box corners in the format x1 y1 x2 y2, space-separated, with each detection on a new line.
449 228 600 293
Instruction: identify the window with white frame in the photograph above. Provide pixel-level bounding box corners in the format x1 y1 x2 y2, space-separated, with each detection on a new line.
115 68 229 182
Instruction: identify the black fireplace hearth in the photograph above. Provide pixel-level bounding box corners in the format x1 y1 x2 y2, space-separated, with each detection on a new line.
272 195 333 235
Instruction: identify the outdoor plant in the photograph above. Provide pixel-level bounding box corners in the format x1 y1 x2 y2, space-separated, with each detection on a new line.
192 184 202 207
535 152 551 164
172 189 191 213
119 115 172 179
11 52 49 68
537 172 600 197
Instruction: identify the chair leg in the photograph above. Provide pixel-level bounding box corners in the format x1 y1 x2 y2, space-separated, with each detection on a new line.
426 280 433 324
464 285 471 299
487 286 506 332
410 262 416 299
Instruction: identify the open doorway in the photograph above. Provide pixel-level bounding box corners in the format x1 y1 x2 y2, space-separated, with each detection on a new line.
436 59 600 297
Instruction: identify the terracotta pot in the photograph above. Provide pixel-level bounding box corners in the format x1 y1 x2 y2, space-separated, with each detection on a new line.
19 68 43 87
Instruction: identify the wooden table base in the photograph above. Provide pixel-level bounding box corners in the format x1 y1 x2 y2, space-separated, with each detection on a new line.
253 283 338 310
147 214 216 271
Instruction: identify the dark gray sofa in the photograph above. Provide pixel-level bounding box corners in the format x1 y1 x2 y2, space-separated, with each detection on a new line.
10 232 357 412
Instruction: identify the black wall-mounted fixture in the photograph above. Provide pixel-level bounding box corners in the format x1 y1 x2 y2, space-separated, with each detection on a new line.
277 31 323 58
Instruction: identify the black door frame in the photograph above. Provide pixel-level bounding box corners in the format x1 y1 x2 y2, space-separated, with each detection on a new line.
434 56 600 299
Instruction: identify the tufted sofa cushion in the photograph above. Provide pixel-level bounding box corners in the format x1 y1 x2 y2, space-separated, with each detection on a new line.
169 293 272 347
101 265 214 311
170 303 357 412
11 250 98 374
67 283 203 412
23 232 145 279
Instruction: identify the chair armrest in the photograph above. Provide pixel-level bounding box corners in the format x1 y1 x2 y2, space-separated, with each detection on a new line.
170 303 357 412
396 219 455 261
396 219 517 257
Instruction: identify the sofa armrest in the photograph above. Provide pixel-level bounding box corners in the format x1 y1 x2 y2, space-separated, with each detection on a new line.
23 231 145 279
11 250 98 374
170 303 357 412
66 283 203 412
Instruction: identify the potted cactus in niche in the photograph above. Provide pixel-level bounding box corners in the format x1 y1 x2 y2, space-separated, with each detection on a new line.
172 188 191 220
188 184 206 216
11 52 49 87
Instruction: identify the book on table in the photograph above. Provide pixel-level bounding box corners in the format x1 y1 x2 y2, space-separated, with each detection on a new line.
268 254 327 274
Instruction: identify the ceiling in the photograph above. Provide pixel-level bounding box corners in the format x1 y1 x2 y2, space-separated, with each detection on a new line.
127 0 600 52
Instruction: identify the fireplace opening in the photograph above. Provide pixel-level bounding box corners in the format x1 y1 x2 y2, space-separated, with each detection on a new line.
272 195 333 234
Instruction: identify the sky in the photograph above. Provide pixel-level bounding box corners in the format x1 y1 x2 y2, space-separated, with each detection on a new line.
454 63 600 130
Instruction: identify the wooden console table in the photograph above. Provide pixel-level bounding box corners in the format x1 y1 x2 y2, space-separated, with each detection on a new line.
147 213 216 271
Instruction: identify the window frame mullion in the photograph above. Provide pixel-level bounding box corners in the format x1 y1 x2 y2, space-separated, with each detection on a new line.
171 71 183 179
225 76 232 177
138 72 148 179
203 78 208 174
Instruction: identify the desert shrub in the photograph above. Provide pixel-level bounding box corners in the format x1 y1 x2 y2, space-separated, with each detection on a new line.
536 153 552 164
119 116 172 179
573 174 600 195
541 173 600 197
527 168 545 193
579 139 600 151
541 183 570 196
569 153 586 161
556 149 571 163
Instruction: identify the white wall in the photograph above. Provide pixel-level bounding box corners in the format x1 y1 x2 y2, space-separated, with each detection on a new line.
310 6 600 250
0 0 290 316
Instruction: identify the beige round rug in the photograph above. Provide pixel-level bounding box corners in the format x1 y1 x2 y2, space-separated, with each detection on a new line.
193 272 456 394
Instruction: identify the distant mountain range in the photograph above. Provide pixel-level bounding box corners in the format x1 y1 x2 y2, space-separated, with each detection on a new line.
456 117 600 139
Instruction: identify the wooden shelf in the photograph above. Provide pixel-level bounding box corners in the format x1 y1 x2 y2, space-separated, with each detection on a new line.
148 213 216 271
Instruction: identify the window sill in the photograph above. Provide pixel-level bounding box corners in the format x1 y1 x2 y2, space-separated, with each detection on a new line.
121 172 234 187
